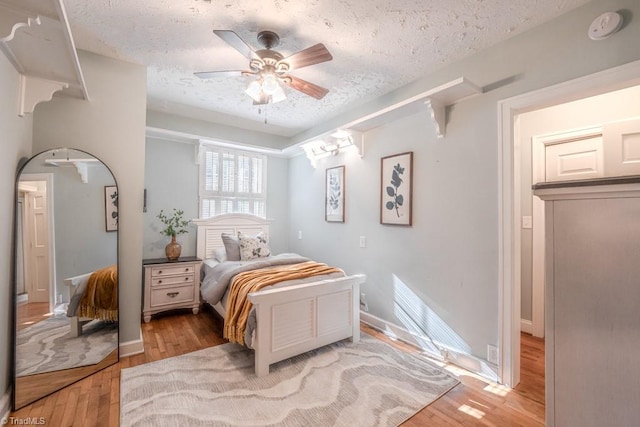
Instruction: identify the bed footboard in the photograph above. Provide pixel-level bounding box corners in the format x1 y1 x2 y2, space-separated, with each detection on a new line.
247 274 365 377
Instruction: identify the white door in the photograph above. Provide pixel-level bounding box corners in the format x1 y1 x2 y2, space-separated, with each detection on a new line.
26 190 50 303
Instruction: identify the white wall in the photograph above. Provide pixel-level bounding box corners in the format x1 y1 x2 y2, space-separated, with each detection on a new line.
288 0 640 364
32 50 147 344
0 52 33 403
520 85 640 322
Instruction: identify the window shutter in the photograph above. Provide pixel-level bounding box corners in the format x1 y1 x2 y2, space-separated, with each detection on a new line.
199 145 267 218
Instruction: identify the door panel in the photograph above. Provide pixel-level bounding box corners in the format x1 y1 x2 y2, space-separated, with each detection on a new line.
27 191 50 303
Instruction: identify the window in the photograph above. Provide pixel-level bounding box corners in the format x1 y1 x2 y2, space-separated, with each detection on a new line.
199 145 267 218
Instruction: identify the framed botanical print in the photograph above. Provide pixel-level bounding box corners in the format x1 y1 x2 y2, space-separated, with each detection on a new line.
325 165 345 222
380 152 413 226
105 185 118 232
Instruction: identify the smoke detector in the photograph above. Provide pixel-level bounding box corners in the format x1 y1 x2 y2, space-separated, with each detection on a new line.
588 11 623 41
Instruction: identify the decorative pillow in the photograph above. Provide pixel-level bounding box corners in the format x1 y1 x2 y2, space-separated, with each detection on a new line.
221 232 241 261
238 231 271 261
213 247 227 263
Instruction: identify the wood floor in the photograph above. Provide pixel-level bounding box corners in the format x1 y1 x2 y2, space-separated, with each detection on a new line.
10 306 545 426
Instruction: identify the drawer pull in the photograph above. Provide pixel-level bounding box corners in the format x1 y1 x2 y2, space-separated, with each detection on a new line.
185 268 190 272
185 277 189 281
158 270 163 274
158 280 162 284
166 292 179 298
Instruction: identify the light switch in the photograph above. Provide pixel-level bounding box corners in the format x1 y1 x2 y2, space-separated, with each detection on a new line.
522 216 533 229
297 230 303 240
359 236 366 248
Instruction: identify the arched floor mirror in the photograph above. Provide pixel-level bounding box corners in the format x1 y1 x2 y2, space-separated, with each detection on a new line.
13 148 119 410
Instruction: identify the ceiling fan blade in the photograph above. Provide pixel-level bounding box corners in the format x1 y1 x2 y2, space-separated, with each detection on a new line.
280 43 332 70
284 76 329 100
194 70 247 79
213 30 260 60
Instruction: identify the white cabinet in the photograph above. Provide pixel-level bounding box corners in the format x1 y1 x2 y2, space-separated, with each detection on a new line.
534 177 640 427
142 257 201 323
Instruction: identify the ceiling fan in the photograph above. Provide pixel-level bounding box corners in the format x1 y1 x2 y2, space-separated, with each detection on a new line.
195 30 333 105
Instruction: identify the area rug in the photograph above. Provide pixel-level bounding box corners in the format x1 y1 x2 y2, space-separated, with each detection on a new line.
120 334 459 426
16 314 118 376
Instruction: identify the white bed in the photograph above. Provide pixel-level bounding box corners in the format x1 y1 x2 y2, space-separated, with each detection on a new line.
64 267 117 337
194 213 365 376
64 272 97 337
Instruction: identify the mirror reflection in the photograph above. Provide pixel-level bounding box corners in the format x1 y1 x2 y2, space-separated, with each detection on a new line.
14 148 118 410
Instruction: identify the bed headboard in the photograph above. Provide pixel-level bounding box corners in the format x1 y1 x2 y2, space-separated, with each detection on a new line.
193 214 271 260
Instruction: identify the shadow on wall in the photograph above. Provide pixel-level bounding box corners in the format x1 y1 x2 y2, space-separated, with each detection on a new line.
392 274 471 355
392 274 498 381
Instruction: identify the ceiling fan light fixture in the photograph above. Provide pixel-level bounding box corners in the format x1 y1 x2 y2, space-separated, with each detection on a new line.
261 73 280 95
245 80 263 102
270 84 286 103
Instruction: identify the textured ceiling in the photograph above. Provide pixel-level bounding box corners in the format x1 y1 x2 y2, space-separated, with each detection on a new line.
63 0 591 137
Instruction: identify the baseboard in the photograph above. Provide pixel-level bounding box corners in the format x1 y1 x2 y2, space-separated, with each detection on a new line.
119 327 144 357
1 387 11 422
520 319 533 334
360 311 499 383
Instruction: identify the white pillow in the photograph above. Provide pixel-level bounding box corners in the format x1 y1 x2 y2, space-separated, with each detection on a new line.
213 247 228 262
238 231 271 260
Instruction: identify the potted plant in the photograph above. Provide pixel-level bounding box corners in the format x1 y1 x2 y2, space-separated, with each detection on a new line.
157 208 190 260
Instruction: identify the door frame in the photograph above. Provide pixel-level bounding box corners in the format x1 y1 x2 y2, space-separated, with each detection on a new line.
20 173 56 313
497 59 640 387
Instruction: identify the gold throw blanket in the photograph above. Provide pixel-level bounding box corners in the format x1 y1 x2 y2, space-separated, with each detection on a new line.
78 264 118 321
224 261 343 345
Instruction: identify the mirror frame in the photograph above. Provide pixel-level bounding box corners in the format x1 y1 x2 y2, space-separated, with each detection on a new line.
11 148 119 410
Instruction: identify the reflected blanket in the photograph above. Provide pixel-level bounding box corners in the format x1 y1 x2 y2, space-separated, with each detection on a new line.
224 261 342 345
78 264 118 321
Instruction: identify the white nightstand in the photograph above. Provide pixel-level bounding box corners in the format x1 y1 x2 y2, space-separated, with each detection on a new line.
142 257 201 323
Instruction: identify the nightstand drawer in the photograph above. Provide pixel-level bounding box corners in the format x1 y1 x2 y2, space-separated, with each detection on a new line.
149 284 195 307
151 274 194 287
151 265 195 277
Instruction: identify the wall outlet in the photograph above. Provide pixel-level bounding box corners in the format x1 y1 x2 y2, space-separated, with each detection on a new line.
360 292 369 312
297 230 302 240
57 293 63 304
359 236 366 248
487 344 499 364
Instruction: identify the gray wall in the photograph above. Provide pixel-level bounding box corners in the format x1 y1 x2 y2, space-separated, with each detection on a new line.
32 50 147 345
143 138 199 258
0 51 33 406
21 151 117 302
143 138 290 258
288 0 640 362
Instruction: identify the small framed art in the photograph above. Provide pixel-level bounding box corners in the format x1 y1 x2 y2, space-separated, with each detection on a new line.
380 152 413 226
105 185 118 232
325 165 345 222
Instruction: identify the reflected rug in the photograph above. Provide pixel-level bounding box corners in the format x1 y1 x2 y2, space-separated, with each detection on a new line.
120 334 459 427
16 314 118 376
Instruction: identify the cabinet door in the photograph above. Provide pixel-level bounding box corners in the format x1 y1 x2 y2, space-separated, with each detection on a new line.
544 134 604 182
603 118 640 176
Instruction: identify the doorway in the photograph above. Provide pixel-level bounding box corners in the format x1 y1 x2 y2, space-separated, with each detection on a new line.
498 59 640 388
17 174 55 313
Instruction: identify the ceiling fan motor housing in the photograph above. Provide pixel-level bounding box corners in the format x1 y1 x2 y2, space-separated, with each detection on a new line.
257 30 280 49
